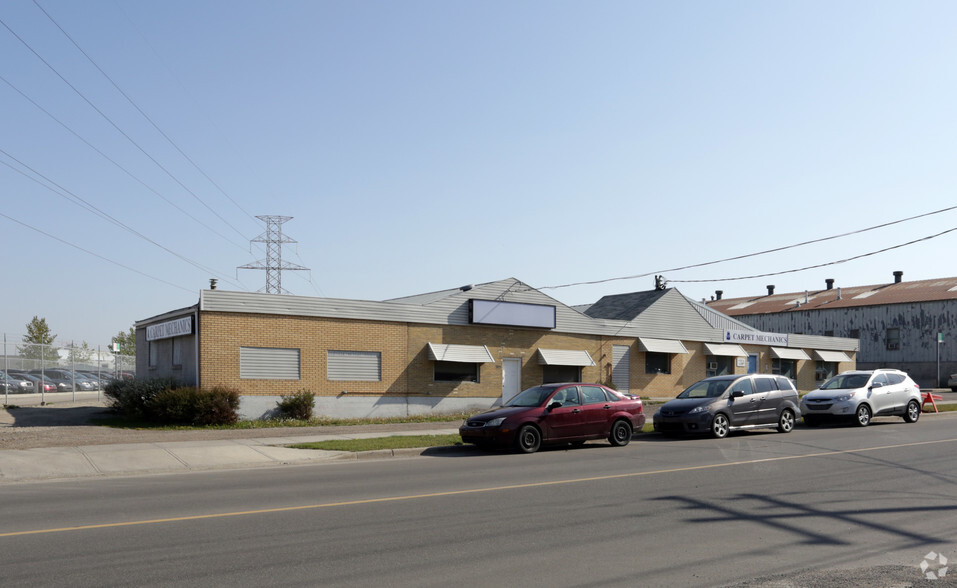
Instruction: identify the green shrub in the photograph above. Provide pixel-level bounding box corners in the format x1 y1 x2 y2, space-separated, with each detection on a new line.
276 389 315 421
106 379 239 426
104 377 179 420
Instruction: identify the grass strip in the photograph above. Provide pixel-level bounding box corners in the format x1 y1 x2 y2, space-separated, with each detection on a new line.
288 434 463 452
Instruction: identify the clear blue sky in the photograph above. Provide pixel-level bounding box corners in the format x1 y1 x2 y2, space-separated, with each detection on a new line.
2 0 956 349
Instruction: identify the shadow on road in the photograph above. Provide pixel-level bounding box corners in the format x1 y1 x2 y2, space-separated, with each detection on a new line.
1 405 112 427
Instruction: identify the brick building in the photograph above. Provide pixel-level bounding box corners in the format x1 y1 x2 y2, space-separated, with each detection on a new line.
136 277 858 419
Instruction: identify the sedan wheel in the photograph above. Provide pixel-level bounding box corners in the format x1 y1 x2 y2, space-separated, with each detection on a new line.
711 413 730 439
609 420 633 446
777 408 795 433
516 425 542 453
904 399 921 423
855 404 872 427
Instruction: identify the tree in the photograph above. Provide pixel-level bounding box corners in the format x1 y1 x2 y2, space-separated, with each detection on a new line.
68 341 94 366
111 326 136 358
18 316 60 363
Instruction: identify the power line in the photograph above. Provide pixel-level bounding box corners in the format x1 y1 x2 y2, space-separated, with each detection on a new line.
0 211 195 293
668 227 957 284
0 74 250 252
0 15 252 243
31 0 259 226
531 205 957 291
0 151 247 289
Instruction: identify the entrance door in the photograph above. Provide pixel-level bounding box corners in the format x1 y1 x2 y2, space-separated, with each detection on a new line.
502 358 522 404
747 354 758 374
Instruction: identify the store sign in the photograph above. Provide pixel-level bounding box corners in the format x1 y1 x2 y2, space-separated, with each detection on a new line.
724 329 788 346
147 316 193 341
469 299 556 329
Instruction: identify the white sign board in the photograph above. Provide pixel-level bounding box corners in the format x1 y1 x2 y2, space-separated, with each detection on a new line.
724 329 789 347
147 316 193 341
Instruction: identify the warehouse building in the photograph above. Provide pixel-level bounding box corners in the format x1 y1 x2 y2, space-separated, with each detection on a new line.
136 277 858 419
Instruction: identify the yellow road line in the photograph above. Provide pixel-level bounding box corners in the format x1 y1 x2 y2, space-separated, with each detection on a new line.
2 436 955 538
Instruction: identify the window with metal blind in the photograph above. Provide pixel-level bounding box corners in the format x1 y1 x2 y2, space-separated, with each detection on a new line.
327 350 381 381
239 347 301 380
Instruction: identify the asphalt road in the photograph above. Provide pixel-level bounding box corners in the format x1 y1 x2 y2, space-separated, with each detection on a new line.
2 414 957 587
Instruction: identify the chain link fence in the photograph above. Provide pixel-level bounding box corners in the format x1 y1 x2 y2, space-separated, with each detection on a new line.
1 334 135 404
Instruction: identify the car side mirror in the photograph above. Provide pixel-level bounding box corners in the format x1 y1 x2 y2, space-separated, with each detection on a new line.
730 390 745 399
547 401 563 410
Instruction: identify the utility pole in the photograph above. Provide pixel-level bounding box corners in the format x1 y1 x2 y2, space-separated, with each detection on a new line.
238 215 309 294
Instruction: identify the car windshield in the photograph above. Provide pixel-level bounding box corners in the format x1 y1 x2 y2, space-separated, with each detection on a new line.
677 379 731 399
506 386 556 407
820 374 871 390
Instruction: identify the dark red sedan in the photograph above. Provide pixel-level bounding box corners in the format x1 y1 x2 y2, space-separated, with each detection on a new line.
459 383 645 453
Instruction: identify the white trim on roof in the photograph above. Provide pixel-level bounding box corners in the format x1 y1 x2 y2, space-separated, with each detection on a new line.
813 350 852 362
702 343 749 357
426 343 495 363
536 349 596 367
770 347 811 361
638 337 689 354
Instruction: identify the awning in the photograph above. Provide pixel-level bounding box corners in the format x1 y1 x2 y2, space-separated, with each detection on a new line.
537 348 596 367
770 347 811 361
702 343 749 357
813 350 852 363
426 343 495 363
638 337 689 354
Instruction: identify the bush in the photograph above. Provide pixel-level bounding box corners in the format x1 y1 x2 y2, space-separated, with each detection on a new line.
106 378 239 426
105 377 179 420
276 389 315 421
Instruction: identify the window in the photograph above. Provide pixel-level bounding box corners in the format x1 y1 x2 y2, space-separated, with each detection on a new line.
775 376 795 391
886 373 906 385
645 352 671 374
730 378 754 395
772 358 796 379
754 377 775 393
824 330 834 337
434 361 479 383
148 341 157 368
543 365 580 384
815 361 837 381
849 329 860 339
172 338 183 368
581 385 607 405
327 350 381 381
886 328 900 350
240 347 300 380
706 356 733 377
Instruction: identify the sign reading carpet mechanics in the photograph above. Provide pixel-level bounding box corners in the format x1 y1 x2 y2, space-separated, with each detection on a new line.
724 329 789 346
147 317 193 341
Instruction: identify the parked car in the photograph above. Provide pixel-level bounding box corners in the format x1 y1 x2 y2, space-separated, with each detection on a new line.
948 373 957 392
653 374 801 439
801 369 921 427
0 372 35 394
27 369 96 392
459 383 645 453
10 372 57 394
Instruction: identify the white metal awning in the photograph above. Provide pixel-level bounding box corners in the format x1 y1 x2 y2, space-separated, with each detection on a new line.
702 343 749 357
426 343 495 363
537 348 596 367
638 337 689 354
813 350 852 362
770 347 811 361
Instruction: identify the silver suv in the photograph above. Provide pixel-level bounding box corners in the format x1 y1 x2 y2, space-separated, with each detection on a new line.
800 369 921 427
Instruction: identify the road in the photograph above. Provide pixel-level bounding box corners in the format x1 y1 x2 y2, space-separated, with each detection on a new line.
2 414 957 587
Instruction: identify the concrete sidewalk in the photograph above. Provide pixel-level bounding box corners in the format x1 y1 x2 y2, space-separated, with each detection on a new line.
0 428 463 484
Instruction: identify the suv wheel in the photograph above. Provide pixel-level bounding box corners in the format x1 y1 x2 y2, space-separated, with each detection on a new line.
855 404 872 427
904 399 921 423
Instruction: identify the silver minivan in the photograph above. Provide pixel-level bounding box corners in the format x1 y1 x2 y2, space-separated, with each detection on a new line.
653 374 802 438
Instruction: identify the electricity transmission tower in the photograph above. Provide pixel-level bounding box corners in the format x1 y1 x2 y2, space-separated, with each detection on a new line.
238 215 308 294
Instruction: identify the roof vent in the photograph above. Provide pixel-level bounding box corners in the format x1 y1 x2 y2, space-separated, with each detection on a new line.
209 278 218 290
893 271 903 283
767 285 775 296
715 290 723 301
825 278 834 290
459 284 473 292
